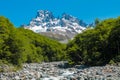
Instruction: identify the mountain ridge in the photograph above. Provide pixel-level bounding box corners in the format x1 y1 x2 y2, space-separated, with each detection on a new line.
24 10 87 43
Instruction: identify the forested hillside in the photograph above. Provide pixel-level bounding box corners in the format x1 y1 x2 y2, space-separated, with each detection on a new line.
0 16 66 66
66 17 120 66
0 16 120 67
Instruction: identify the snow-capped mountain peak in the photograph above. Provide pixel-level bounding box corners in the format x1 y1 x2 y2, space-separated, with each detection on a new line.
37 10 54 21
24 10 87 43
62 13 77 22
25 10 86 32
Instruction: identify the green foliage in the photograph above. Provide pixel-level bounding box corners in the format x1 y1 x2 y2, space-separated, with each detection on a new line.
66 17 120 66
95 18 100 26
109 60 115 65
0 16 66 66
1 16 120 67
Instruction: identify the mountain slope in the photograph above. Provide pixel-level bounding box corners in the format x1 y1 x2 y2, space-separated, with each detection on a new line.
0 16 66 66
24 10 87 42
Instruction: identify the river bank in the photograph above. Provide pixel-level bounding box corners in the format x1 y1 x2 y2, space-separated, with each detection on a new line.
0 61 120 80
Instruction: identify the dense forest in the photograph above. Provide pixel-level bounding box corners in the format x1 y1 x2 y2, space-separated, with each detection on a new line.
0 16 67 66
0 16 120 67
66 17 120 66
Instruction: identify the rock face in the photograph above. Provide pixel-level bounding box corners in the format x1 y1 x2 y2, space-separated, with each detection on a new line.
0 62 120 80
24 10 87 43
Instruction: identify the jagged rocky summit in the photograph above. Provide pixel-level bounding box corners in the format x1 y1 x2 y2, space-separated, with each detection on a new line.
24 10 87 43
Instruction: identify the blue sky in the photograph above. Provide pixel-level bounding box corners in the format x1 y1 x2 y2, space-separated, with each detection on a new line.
0 0 120 27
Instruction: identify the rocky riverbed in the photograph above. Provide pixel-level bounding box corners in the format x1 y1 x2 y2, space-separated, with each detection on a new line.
0 61 120 80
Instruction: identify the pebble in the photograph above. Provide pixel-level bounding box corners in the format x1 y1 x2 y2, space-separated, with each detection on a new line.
0 61 120 80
